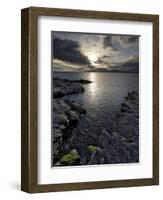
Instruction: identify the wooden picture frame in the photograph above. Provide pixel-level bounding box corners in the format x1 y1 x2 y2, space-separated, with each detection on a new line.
21 7 159 193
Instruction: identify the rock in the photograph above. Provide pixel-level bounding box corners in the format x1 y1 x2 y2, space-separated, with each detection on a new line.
52 77 91 165
68 111 79 123
53 77 92 98
55 149 80 166
53 88 65 98
53 128 62 139
52 98 87 165
53 113 69 126
75 79 92 84
59 100 71 112
88 147 104 165
53 77 92 84
112 131 127 142
67 101 86 114
88 145 97 153
114 91 139 141
97 123 139 163
97 128 138 164
53 123 59 128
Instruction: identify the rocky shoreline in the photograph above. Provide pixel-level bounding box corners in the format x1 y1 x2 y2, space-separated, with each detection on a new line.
53 77 92 98
52 78 139 166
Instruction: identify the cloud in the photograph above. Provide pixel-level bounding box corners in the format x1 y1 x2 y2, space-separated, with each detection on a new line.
122 55 139 66
118 36 139 48
53 37 90 65
53 59 83 71
102 55 110 59
126 36 139 44
103 35 118 51
120 55 139 72
95 55 110 64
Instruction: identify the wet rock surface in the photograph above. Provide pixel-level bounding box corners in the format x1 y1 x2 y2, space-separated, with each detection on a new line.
52 78 139 166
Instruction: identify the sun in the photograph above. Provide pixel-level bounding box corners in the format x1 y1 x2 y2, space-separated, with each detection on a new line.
88 52 98 65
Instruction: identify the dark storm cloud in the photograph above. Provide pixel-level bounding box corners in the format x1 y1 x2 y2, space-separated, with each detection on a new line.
103 35 118 51
53 37 90 65
127 36 139 43
122 56 139 67
120 56 139 72
95 55 110 64
119 36 139 48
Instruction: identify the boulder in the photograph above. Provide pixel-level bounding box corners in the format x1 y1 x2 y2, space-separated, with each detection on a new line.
53 114 69 126
88 147 104 165
54 149 80 166
68 111 79 123
114 91 139 141
68 101 86 114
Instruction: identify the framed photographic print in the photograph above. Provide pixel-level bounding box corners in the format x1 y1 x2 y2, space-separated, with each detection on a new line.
21 7 159 193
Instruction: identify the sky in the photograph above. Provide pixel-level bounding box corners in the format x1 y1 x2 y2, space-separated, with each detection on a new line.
52 31 139 72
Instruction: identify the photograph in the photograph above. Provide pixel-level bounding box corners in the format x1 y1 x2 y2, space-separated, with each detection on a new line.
52 31 139 167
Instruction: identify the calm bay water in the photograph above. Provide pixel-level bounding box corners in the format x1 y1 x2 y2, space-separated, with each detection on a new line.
53 72 139 130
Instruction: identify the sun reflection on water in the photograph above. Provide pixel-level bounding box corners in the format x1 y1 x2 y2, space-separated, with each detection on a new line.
88 73 97 98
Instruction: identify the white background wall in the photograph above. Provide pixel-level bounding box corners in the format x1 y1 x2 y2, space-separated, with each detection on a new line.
0 0 162 199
